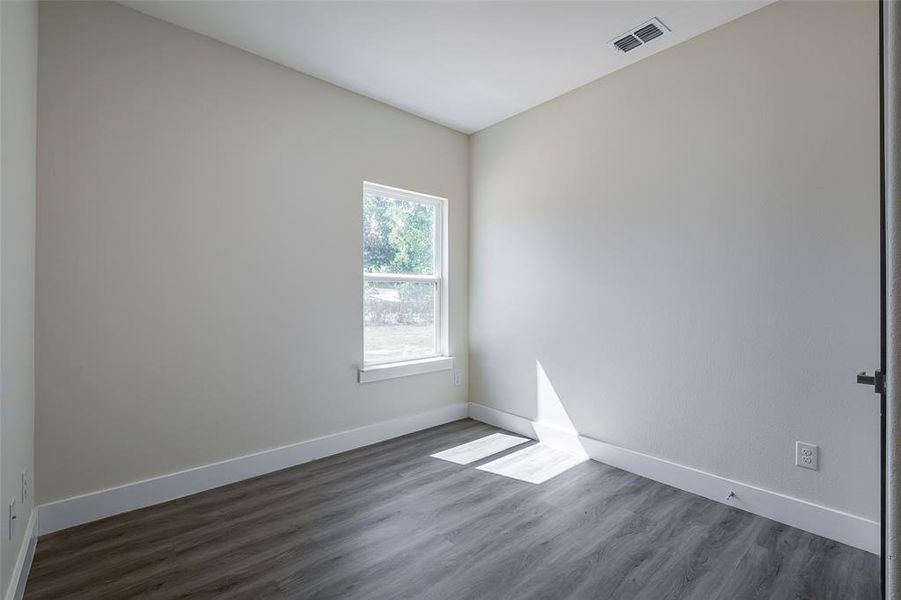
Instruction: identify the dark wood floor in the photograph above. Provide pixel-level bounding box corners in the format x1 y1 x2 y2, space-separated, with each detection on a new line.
25 419 879 599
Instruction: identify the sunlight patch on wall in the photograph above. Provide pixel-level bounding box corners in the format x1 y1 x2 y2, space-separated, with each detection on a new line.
537 360 577 432
534 360 588 458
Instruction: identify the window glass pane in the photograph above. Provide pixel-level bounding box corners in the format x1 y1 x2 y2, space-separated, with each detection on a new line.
363 193 435 275
364 280 436 363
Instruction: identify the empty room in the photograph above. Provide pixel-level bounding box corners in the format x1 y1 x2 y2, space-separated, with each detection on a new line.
2 0 901 598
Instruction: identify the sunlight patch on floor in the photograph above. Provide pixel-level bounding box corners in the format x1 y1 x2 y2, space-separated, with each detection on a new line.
476 443 586 484
430 433 531 465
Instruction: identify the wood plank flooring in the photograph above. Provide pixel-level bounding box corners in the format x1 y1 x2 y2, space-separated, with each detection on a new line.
24 419 879 599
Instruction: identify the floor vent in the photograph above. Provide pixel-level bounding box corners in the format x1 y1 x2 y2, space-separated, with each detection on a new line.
609 18 670 54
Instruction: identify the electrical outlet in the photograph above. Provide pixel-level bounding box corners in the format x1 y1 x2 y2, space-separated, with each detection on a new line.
21 468 28 503
795 441 818 471
454 372 462 386
8 498 15 540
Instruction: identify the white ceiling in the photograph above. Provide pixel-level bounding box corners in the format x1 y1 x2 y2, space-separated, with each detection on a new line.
120 1 774 134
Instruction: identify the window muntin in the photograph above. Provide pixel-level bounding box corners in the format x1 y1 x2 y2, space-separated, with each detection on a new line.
363 183 444 366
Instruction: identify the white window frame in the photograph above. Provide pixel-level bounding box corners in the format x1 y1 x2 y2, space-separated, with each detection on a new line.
360 182 450 381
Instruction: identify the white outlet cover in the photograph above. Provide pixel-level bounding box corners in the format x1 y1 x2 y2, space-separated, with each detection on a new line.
795 441 819 471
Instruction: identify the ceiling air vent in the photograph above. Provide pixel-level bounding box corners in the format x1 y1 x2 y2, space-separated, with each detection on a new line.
609 18 670 54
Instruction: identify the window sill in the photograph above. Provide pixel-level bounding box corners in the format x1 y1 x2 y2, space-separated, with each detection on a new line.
358 356 454 384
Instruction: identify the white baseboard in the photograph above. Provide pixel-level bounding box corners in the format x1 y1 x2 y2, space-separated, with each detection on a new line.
467 401 587 457
468 402 880 555
35 400 880 555
38 403 468 536
5 509 37 600
468 401 537 438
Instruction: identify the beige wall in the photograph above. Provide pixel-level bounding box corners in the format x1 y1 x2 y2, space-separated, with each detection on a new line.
469 1 880 519
36 1 468 504
1 0 38 593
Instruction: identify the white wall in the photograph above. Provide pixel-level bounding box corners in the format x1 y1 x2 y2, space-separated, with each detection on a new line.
36 1 468 505
0 0 38 593
469 0 880 520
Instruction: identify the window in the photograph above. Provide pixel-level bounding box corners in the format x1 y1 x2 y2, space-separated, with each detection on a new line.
362 182 446 367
